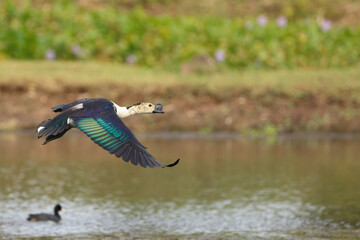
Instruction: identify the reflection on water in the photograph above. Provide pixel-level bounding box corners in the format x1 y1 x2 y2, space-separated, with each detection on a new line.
0 132 360 239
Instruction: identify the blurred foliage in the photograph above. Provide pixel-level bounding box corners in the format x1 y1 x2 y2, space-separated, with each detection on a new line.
0 0 359 69
13 0 360 25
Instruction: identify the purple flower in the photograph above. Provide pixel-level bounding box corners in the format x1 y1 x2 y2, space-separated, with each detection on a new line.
277 16 287 28
71 44 82 57
257 15 268 26
320 19 332 32
45 49 56 61
214 49 226 62
245 20 253 29
126 54 137 65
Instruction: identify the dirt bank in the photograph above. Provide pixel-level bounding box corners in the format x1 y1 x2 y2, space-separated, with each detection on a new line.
1 81 360 134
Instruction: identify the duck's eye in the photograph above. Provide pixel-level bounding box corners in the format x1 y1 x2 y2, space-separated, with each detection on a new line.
148 104 152 107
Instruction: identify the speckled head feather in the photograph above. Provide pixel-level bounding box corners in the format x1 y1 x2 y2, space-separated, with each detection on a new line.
127 102 164 115
127 102 141 109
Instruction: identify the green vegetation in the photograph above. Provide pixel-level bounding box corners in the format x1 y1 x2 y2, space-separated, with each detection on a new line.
11 0 360 24
0 1 359 70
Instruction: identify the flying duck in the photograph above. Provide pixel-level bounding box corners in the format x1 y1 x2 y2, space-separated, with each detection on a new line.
27 204 62 223
37 98 179 168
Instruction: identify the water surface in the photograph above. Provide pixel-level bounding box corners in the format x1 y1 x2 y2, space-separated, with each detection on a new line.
0 133 359 239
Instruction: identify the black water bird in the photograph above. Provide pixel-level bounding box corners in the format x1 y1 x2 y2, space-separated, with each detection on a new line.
27 204 62 223
37 98 179 168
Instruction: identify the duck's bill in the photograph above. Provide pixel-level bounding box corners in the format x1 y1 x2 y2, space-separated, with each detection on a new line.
153 103 164 113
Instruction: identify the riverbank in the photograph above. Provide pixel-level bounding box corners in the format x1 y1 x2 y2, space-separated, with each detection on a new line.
1 61 360 134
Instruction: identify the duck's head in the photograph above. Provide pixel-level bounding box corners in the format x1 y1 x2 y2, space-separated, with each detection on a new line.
54 204 62 214
127 102 164 114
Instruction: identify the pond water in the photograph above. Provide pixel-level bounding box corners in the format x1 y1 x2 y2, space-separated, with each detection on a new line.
0 132 359 239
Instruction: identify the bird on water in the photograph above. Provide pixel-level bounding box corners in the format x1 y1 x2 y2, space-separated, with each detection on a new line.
27 204 62 223
37 98 179 168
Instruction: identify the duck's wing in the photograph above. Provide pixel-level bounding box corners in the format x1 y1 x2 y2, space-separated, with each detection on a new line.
72 111 179 168
51 98 90 112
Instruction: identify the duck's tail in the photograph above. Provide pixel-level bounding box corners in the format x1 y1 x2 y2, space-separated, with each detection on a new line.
37 112 72 145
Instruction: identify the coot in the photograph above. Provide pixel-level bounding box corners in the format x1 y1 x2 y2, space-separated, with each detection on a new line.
27 204 62 223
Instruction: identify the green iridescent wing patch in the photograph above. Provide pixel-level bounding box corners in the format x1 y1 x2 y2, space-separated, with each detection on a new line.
76 117 129 152
74 111 179 168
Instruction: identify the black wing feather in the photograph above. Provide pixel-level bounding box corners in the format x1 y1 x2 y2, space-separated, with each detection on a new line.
73 110 179 168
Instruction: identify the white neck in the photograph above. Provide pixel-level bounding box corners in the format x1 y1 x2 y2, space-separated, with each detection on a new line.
113 103 134 118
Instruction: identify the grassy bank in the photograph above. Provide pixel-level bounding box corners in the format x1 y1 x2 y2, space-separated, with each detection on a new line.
1 61 360 134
